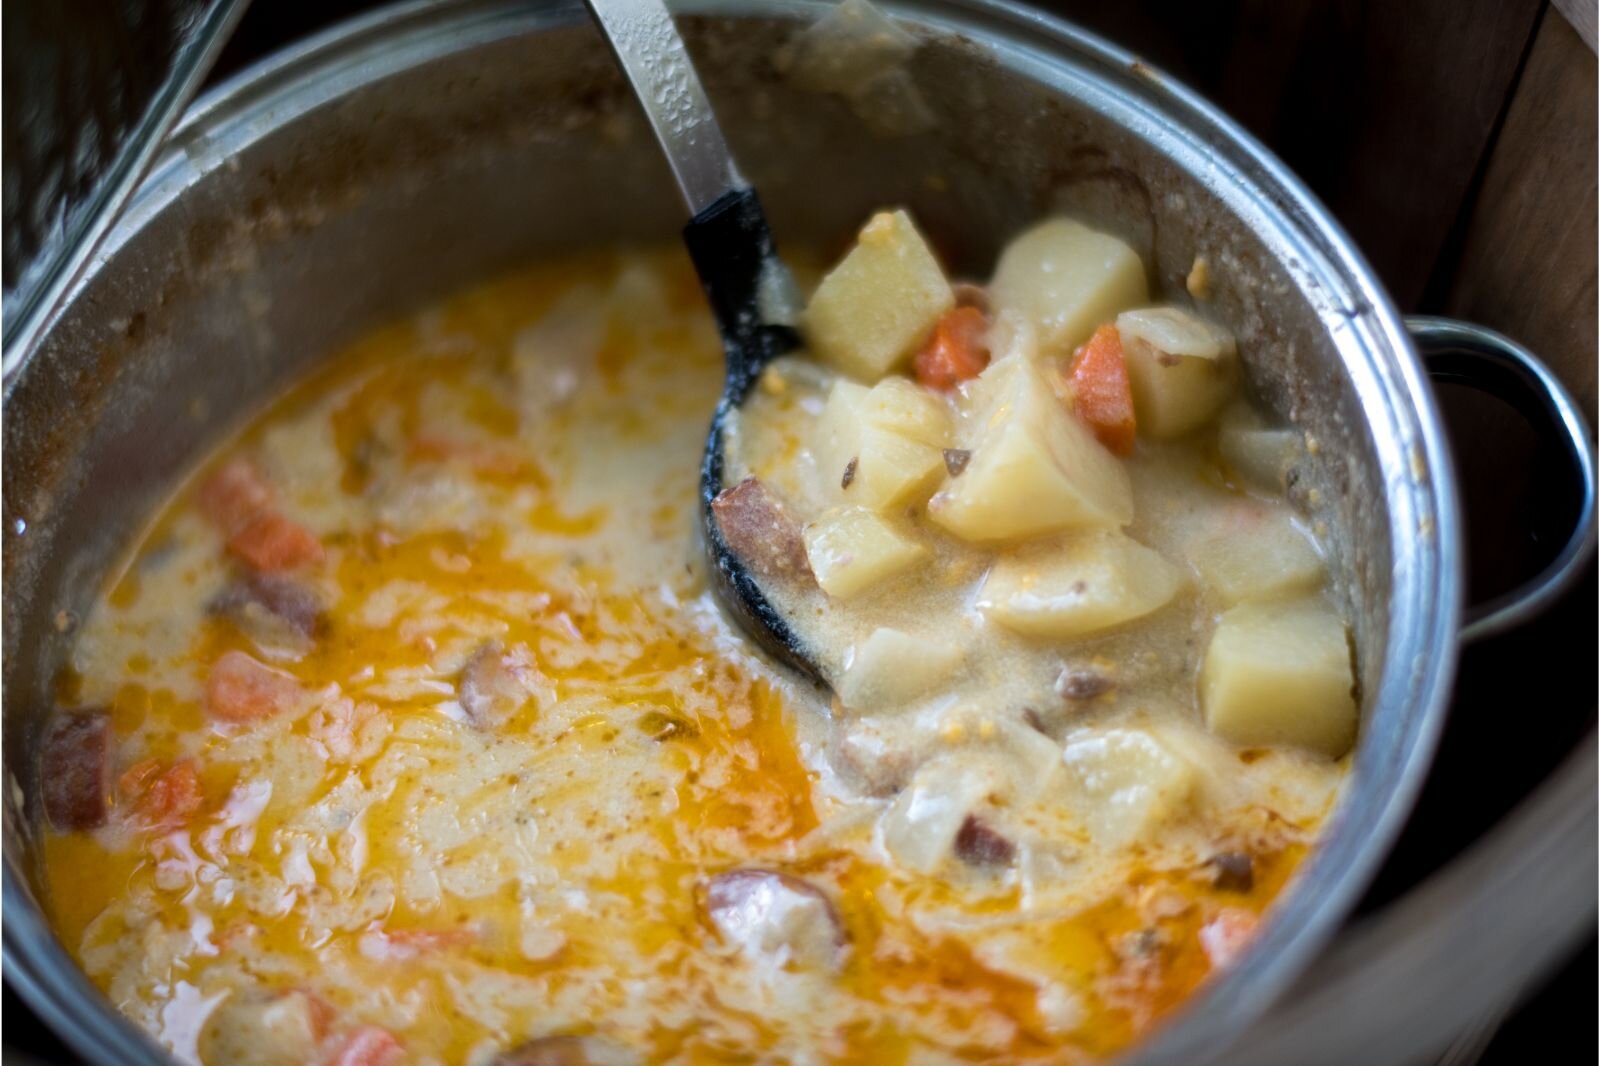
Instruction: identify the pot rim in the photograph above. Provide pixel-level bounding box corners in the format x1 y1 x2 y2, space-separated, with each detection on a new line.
2 2 1463 1064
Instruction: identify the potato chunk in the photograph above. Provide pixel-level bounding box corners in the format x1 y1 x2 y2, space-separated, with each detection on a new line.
1117 306 1238 437
805 209 954 380
837 627 963 711
817 379 948 511
990 218 1148 353
199 990 326 1066
858 376 953 446
927 355 1133 542
977 532 1184 638
1217 402 1302 492
881 754 1009 873
1060 728 1197 846
1201 598 1357 757
1186 505 1324 606
804 508 928 599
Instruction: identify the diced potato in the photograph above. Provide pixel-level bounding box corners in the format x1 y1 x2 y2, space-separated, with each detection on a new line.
1201 598 1357 757
977 532 1184 638
817 380 948 510
804 508 928 599
990 218 1149 353
927 356 1133 542
805 210 954 381
1217 402 1302 491
199 990 325 1066
1187 505 1324 606
837 627 963 711
859 376 953 446
1060 728 1197 846
970 930 1089 1034
881 753 1009 872
1117 306 1238 437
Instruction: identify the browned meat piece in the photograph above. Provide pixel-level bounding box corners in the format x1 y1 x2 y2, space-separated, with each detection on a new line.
953 815 1016 867
710 478 811 582
40 710 113 831
1207 852 1255 893
458 641 529 728
209 572 328 645
1056 667 1113 701
702 868 846 970
490 1037 592 1066
826 728 916 797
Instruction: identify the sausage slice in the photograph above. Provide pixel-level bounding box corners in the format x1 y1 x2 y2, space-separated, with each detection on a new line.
458 641 529 728
710 478 812 582
209 572 328 645
40 710 113 831
702 868 846 971
953 815 1016 867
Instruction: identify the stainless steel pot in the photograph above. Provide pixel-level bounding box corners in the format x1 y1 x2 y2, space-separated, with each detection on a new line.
4 2 1594 1064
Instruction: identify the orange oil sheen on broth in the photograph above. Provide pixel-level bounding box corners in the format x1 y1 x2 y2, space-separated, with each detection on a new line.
42 248 1334 1065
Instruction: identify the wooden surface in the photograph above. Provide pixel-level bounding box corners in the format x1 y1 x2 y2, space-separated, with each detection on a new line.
1055 0 1549 311
1440 10 1598 416
1552 0 1597 52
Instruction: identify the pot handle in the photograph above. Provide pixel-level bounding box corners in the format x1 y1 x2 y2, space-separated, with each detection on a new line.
1407 316 1597 642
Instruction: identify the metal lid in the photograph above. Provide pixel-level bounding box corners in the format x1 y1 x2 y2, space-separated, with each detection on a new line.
1 0 246 382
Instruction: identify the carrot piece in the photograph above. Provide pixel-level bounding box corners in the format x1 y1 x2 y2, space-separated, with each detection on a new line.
206 650 306 723
913 307 991 391
117 758 163 799
1199 907 1258 970
299 992 336 1043
198 456 323 570
137 760 204 829
197 458 274 536
1067 324 1137 455
228 511 325 571
328 1025 405 1066
361 925 477 960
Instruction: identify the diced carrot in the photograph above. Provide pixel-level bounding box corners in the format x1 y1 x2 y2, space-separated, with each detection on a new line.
328 1025 405 1066
366 926 477 958
228 511 325 571
120 759 204 829
299 991 336 1042
198 456 323 571
206 650 306 723
138 761 204 829
1199 907 1258 970
913 307 991 391
117 758 163 800
198 458 274 536
1067 324 1137 455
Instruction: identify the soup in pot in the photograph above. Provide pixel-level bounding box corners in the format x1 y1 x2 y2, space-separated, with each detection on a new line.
39 210 1355 1065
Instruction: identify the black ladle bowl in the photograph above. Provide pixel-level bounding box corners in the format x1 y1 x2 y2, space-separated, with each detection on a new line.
686 189 823 682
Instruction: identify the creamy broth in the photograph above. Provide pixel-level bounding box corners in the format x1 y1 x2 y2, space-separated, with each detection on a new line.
41 239 1348 1065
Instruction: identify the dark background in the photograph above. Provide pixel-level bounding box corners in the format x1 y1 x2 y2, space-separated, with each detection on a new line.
5 1 1596 1063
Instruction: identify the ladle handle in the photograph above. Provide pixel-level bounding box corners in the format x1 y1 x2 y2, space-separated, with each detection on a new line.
580 0 741 216
1408 316 1597 642
683 187 801 400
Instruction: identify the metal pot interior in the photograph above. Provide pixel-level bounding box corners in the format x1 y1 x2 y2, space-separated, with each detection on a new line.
1 1 1459 1062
